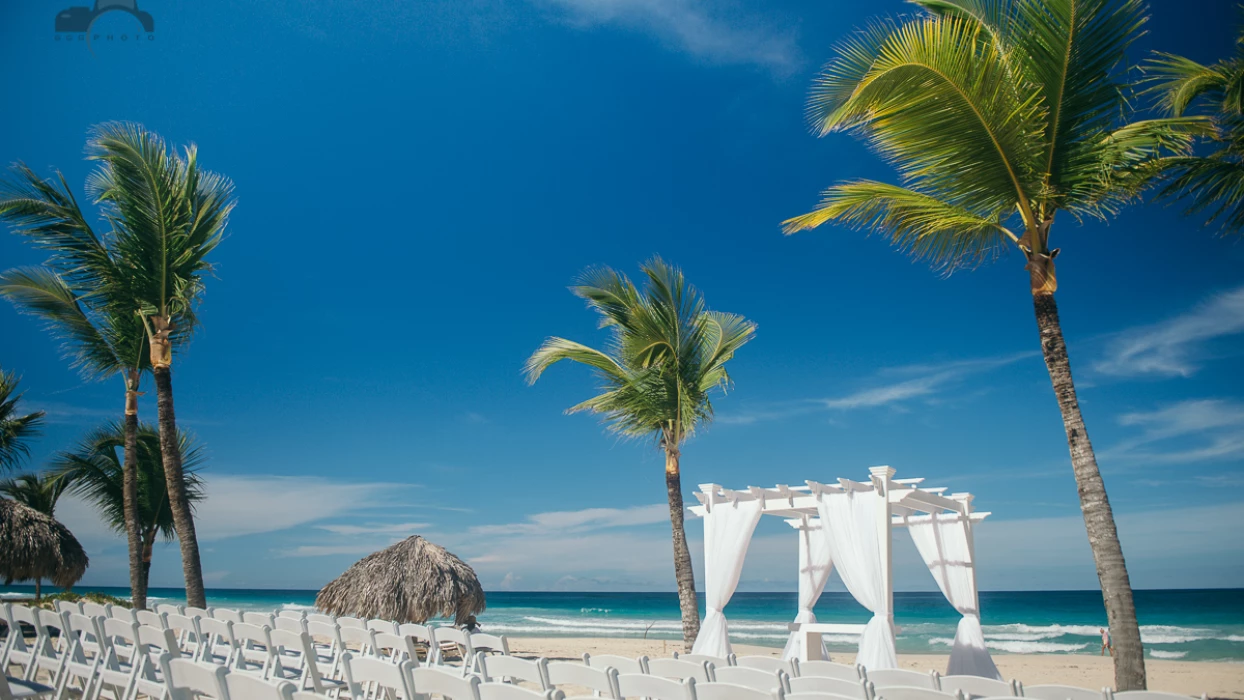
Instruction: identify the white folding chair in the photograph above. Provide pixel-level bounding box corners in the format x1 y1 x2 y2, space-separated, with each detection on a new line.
28 610 70 687
137 611 168 630
788 675 871 699
243 614 275 628
939 677 1016 699
273 619 306 636
710 667 785 693
230 624 275 674
212 611 242 625
643 659 710 683
155 605 185 619
671 654 732 669
90 618 142 700
342 656 413 700
276 612 304 621
545 662 619 700
303 623 343 680
166 615 205 659
197 618 239 666
369 632 419 667
159 654 227 700
478 684 564 700
364 622 397 637
871 689 961 700
794 662 862 682
334 619 364 631
478 655 548 688
57 612 107 700
1110 693 1208 700
582 655 647 675
107 607 137 625
733 658 796 677
867 669 939 691
396 624 438 664
55 602 82 617
693 683 780 700
131 625 183 700
267 630 347 697
80 604 108 620
336 626 375 661
184 609 211 622
431 628 474 667
223 673 296 700
469 634 510 657
5 605 43 680
410 667 482 700
614 674 694 700
1021 686 1107 700
303 616 334 627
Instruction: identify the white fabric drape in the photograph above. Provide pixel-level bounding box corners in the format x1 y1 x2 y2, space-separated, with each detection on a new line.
815 488 897 671
691 497 763 658
781 522 833 661
907 513 1001 680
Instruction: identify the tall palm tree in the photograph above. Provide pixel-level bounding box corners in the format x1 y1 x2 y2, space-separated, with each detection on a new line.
525 258 757 648
1146 27 1244 232
0 265 152 608
0 471 71 599
781 1 1207 689
83 123 233 610
51 421 205 594
0 370 45 472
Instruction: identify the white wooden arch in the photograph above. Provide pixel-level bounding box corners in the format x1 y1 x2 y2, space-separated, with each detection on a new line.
687 466 1000 678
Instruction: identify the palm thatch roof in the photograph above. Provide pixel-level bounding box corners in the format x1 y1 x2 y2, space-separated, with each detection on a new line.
315 535 485 624
0 498 88 587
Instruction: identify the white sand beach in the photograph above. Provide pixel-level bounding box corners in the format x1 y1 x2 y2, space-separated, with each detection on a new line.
507 637 1244 700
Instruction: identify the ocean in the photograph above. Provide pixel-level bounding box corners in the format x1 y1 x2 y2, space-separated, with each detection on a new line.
3 587 1240 663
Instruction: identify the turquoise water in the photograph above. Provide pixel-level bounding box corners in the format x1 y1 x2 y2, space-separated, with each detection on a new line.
4 587 1241 662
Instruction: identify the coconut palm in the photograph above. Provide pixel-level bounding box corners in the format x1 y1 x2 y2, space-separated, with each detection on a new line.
0 472 69 518
525 258 756 648
0 370 45 472
0 265 152 608
83 122 233 610
781 1 1209 689
50 421 204 594
1146 27 1244 232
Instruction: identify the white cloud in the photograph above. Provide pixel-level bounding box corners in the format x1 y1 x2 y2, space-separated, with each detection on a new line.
469 504 668 536
280 542 403 558
535 0 798 72
1095 286 1244 377
1102 399 1244 465
317 522 432 536
720 352 1036 424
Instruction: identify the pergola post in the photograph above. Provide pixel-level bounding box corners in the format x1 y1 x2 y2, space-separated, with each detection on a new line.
870 465 896 640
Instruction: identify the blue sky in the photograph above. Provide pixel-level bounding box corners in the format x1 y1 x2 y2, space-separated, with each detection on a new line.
0 0 1241 594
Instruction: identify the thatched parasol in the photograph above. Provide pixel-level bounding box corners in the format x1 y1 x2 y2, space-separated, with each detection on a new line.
315 535 485 624
0 498 89 594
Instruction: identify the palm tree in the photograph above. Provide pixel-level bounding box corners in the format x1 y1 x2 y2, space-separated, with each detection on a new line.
0 265 152 609
51 421 205 594
0 370 45 472
0 471 71 599
525 258 756 648
1146 27 1244 232
84 123 233 610
781 1 1208 689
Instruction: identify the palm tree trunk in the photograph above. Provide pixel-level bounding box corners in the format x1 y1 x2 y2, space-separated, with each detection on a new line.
665 446 701 650
1032 292 1146 690
153 365 207 609
141 531 155 594
123 371 146 610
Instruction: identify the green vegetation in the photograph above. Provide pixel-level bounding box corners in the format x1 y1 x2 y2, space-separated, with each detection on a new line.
0 370 45 473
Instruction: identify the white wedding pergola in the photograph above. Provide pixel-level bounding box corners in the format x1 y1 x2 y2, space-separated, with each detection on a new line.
687 466 1001 679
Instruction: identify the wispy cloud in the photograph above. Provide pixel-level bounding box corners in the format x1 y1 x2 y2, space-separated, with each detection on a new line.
469 504 667 536
1102 399 1244 465
534 0 799 73
720 352 1036 424
1095 286 1244 378
317 522 432 536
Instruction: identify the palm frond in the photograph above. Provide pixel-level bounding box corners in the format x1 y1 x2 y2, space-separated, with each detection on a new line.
0 472 70 517
0 370 45 473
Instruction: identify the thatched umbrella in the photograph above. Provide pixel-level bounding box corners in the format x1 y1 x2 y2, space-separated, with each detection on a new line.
315 535 485 624
0 498 89 599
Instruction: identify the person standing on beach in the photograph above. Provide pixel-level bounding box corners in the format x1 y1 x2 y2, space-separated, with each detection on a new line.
1101 627 1113 656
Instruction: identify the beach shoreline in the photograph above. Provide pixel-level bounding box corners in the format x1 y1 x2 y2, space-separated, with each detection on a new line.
505 637 1244 699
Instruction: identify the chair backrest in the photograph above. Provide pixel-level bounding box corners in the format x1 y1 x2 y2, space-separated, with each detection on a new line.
734 657 796 676
673 653 732 668
305 614 335 626
434 626 470 645
479 654 549 688
872 688 961 700
101 616 140 645
109 604 138 622
398 623 435 643
583 654 648 675
277 610 304 619
269 629 336 694
243 612 276 627
1022 686 1106 700
81 601 109 617
167 614 202 636
338 624 376 653
867 669 939 690
36 608 69 636
66 611 103 644
478 684 565 700
185 607 211 620
371 631 419 665
712 667 785 692
411 666 483 700
55 600 83 615
225 672 297 700
273 616 306 634
366 620 399 635
796 661 862 682
939 677 1016 699
344 655 415 700
693 683 780 700
213 609 243 624
160 654 227 700
645 658 712 683
336 616 366 629
788 675 870 699
156 604 186 617
546 661 619 698
615 674 695 700
138 610 168 629
470 632 510 655
139 624 183 657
